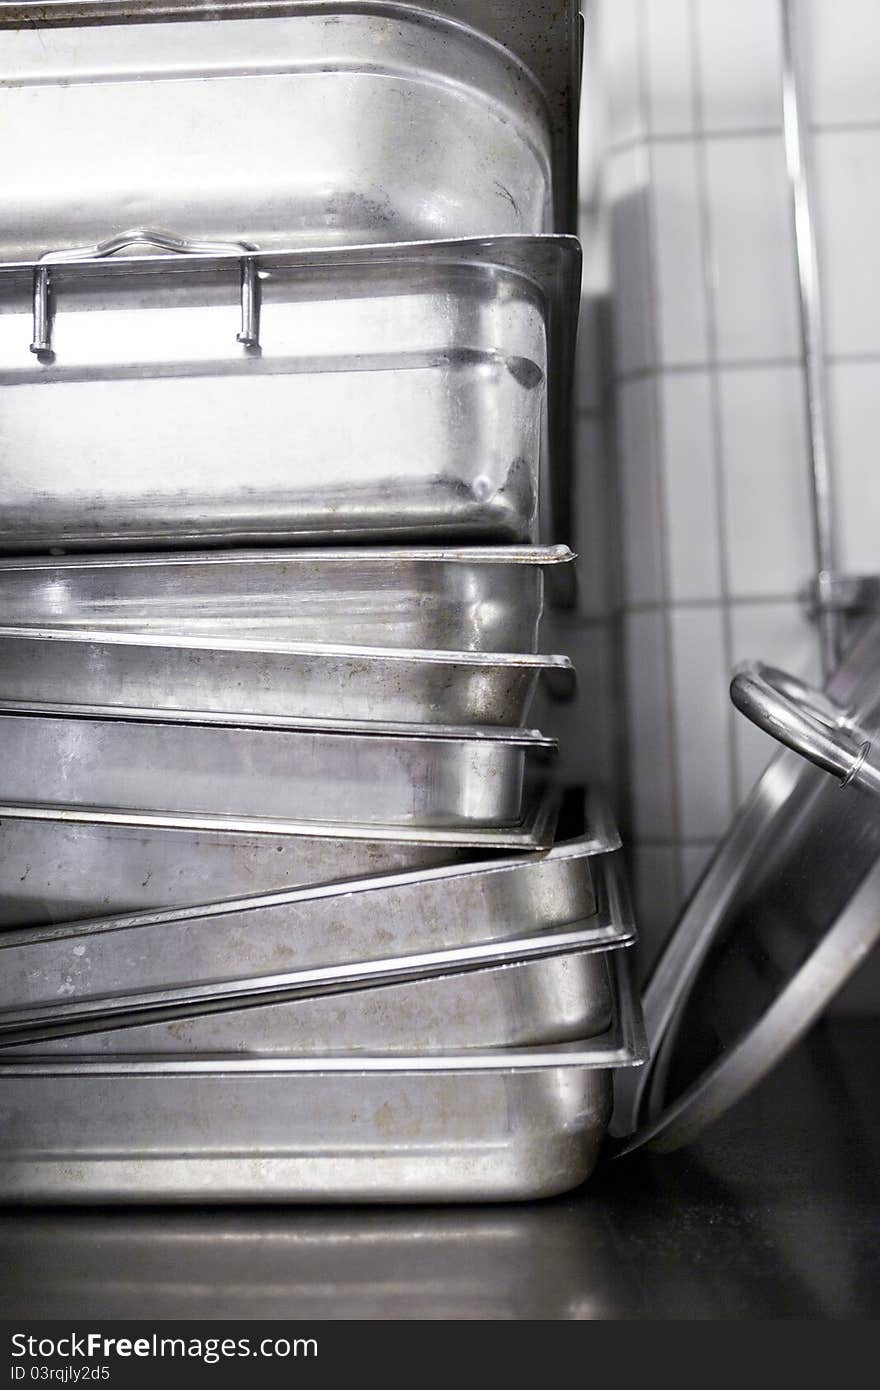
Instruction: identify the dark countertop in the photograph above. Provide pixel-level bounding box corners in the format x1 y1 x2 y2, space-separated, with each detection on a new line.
0 1017 877 1320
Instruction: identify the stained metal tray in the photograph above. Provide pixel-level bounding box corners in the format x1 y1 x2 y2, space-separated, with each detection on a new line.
0 786 572 929
0 6 553 259
0 701 555 833
0 821 628 1046
2 945 615 1055
0 236 579 551
0 545 572 653
0 627 572 729
0 956 646 1204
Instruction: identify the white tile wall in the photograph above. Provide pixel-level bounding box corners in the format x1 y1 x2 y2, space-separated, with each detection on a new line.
828 362 880 576
659 370 722 600
632 844 680 978
704 135 801 361
597 0 644 148
649 141 710 364
803 0 880 126
718 366 813 597
693 0 782 132
643 0 695 136
623 608 677 841
617 376 665 605
607 146 655 373
669 606 734 838
573 414 614 618
813 128 880 358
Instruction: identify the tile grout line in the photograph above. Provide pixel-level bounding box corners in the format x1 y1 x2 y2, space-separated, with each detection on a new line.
614 353 880 386
606 119 880 160
621 593 807 612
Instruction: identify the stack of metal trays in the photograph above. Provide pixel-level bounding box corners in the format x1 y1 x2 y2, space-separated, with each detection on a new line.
0 1 645 1203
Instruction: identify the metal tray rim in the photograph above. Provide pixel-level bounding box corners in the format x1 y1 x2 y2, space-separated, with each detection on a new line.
0 625 572 672
0 232 580 285
0 955 645 1074
0 790 613 947
0 544 575 573
0 780 558 848
0 699 557 746
0 914 635 1044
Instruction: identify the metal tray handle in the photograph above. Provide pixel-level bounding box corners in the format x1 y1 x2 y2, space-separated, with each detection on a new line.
730 660 879 793
30 227 260 356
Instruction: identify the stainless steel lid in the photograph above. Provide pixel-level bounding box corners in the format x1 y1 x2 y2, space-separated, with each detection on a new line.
613 616 880 1154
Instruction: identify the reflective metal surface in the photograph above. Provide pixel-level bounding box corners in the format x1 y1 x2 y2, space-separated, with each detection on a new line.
0 810 473 929
0 544 572 653
0 236 579 551
615 617 880 1153
1 1018 875 1316
0 627 571 729
0 802 622 1026
0 955 645 1203
0 702 554 833
8 949 614 1054
0 7 553 257
780 0 840 673
0 1067 614 1205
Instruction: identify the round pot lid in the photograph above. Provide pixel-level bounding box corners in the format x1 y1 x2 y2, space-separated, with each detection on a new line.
612 615 880 1156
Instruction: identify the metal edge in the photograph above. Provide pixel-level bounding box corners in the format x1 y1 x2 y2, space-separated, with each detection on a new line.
0 625 573 672
611 855 880 1156
0 544 576 572
611 752 802 1138
0 777 560 848
0 912 637 1043
0 789 619 949
0 949 647 1073
0 0 577 232
0 698 557 747
0 238 582 515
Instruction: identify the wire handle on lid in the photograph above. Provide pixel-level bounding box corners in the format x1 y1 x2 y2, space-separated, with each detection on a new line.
730 660 879 793
29 227 260 356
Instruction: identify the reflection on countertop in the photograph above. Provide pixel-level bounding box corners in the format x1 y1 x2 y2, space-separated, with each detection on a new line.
0 1019 877 1320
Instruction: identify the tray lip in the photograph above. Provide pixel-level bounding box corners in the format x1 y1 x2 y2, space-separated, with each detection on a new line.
0 1 553 141
0 911 636 1044
0 697 557 746
0 776 559 848
0 543 575 572
0 624 572 673
0 952 646 1073
0 231 580 282
0 789 614 952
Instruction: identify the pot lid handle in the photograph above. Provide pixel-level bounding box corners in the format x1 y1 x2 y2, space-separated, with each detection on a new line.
730 661 878 793
611 633 880 1156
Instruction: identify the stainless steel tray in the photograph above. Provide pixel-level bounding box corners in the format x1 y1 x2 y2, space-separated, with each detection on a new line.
0 544 572 653
0 786 568 929
0 236 579 551
0 800 621 1022
0 7 553 259
0 957 646 1204
4 946 615 1055
0 627 572 729
0 811 476 930
0 702 555 832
